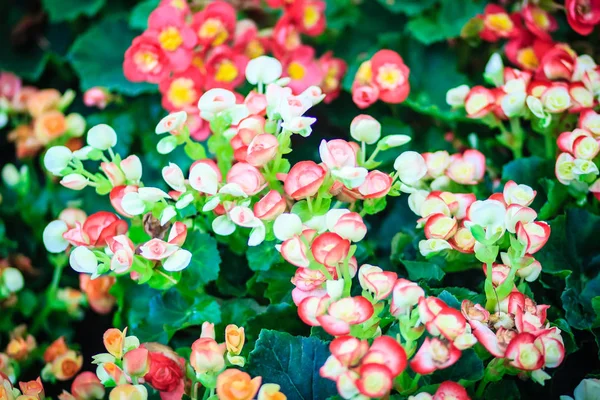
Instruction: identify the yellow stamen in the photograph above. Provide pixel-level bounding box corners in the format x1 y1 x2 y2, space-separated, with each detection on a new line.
215 60 238 82
287 61 306 80
158 27 183 51
167 78 196 108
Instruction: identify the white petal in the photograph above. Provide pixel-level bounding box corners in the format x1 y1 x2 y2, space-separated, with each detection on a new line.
70 247 98 274
163 249 192 271
43 220 69 253
212 215 236 236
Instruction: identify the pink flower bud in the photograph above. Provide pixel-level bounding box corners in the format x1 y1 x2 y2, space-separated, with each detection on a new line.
107 235 135 273
83 87 109 109
71 371 105 400
516 221 551 254
424 213 458 240
226 162 266 196
190 338 225 374
101 162 126 187
201 322 215 339
139 239 178 261
357 170 392 199
311 232 351 268
123 347 151 377
283 161 326 200
579 109 600 136
254 190 286 221
328 336 369 367
505 332 545 371
319 139 357 170
246 134 279 167
433 381 470 400
61 174 89 190
390 278 424 317
120 155 142 182
446 149 486 185
59 208 87 228
358 264 397 300
352 84 379 109
448 226 476 253
280 235 310 268
331 212 367 242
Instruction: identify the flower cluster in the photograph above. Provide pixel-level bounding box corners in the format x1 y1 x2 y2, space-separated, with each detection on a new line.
123 0 344 140
41 337 83 382
350 50 411 109
0 376 46 400
0 71 85 158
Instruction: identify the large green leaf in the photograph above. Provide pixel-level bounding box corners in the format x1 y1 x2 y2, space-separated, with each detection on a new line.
247 330 336 400
181 231 221 291
246 241 283 271
428 349 484 384
68 16 156 96
42 0 106 22
376 0 438 16
129 0 160 30
402 260 445 282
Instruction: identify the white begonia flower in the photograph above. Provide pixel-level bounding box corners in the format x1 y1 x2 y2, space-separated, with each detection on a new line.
163 249 192 271
573 158 599 176
331 166 368 189
325 209 351 232
155 111 187 134
273 213 303 241
465 199 507 240
526 96 546 119
501 91 527 118
446 85 470 107
198 88 236 121
245 56 283 85
44 146 73 176
394 151 427 185
212 215 236 236
121 155 143 182
419 239 452 256
378 135 411 150
43 220 69 253
121 192 146 216
70 246 99 274
248 223 266 246
326 279 344 300
350 115 381 144
2 268 24 293
87 124 117 150
189 162 219 195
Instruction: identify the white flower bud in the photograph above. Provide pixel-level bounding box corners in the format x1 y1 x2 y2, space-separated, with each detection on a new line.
66 113 86 137
350 115 381 144
87 124 117 150
121 192 146 216
157 136 178 154
2 164 20 187
69 246 99 274
44 146 73 176
121 155 143 182
43 220 69 253
394 151 427 185
2 268 24 293
273 213 303 241
446 85 470 107
378 135 411 150
60 173 89 190
245 56 283 85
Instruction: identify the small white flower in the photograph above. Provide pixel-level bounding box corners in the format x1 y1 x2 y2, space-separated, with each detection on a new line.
121 192 146 216
274 213 303 241
394 151 427 185
44 146 73 176
60 173 89 190
70 246 99 274
245 56 283 85
155 111 187 134
43 220 69 253
446 85 470 107
163 249 192 271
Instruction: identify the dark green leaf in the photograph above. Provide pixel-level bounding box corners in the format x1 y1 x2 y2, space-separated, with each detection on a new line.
429 349 483 383
247 330 336 400
484 380 521 400
68 17 157 95
129 0 159 30
247 241 283 271
42 0 106 22
376 0 438 16
182 231 221 290
402 260 445 282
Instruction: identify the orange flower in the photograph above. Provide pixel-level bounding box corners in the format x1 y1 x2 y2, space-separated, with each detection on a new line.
103 328 126 359
26 89 61 118
6 332 36 362
65 138 84 152
216 369 261 400
44 337 68 363
7 125 43 159
19 377 44 398
51 350 83 381
80 275 116 315
225 325 245 356
34 111 67 143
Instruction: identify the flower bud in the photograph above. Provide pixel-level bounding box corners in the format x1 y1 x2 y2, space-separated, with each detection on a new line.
201 322 215 339
2 164 20 187
156 136 177 154
394 151 427 185
419 239 452 256
69 247 99 274
501 91 526 118
446 84 470 108
258 383 286 400
44 146 73 176
190 338 226 374
121 156 142 182
123 347 150 377
155 111 187 135
162 163 186 192
2 268 24 293
101 162 126 187
377 134 411 150
87 124 117 150
350 115 381 144
326 279 344 300
66 113 86 137
246 56 282 85
43 220 69 253
61 174 89 190
541 86 571 113
225 325 245 356
71 371 105 400
274 213 303 241
121 192 146 216
84 87 109 109
109 384 148 400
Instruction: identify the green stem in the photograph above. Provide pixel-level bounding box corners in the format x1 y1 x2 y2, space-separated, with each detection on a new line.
475 377 489 398
361 141 366 165
306 197 314 214
31 259 66 334
544 130 555 159
365 147 381 165
509 118 524 159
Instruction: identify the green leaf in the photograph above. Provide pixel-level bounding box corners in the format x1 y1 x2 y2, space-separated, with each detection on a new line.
245 304 308 343
363 197 387 215
249 263 297 304
42 0 106 22
68 17 157 96
247 330 337 400
402 260 445 282
184 141 207 160
484 380 520 400
129 0 159 30
247 241 283 271
182 232 221 291
437 290 461 309
502 156 552 191
376 0 438 16
552 318 579 354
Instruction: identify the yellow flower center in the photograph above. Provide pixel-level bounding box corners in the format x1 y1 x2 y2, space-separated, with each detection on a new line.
356 61 372 84
199 18 229 46
246 39 265 59
303 5 320 28
168 78 197 108
170 0 186 10
285 31 301 50
134 50 158 72
158 26 183 51
517 47 539 70
288 61 306 80
532 8 550 29
215 60 238 82
485 13 514 32
376 63 404 90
